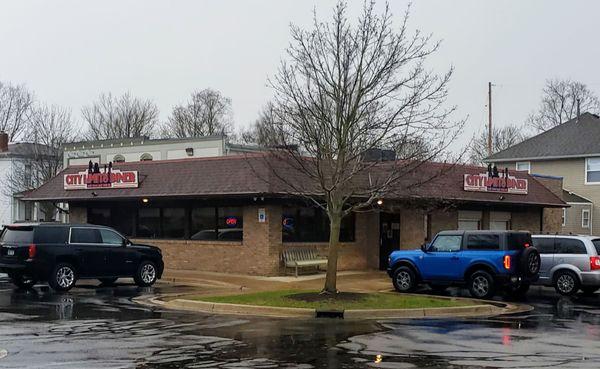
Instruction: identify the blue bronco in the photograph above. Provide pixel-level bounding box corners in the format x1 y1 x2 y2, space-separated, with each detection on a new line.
387 230 541 299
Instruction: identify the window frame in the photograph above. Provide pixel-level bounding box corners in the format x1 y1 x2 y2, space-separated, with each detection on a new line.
429 234 463 252
99 228 126 246
585 157 600 185
515 161 531 173
68 227 103 245
562 208 567 227
582 209 591 228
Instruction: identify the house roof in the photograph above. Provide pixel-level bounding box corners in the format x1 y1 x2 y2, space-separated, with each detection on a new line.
562 189 592 203
0 142 56 159
23 154 566 208
486 112 600 162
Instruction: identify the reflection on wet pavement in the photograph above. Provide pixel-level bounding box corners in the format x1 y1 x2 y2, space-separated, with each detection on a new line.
1 278 600 368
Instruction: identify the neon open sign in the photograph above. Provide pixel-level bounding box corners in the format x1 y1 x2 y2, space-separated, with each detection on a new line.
225 217 238 227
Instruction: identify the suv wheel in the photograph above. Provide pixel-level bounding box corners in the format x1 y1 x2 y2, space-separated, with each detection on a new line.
554 270 579 296
468 270 495 299
134 260 157 287
49 263 77 292
10 273 37 289
392 266 417 293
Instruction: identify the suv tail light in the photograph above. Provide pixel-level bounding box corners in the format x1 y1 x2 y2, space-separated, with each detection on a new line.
28 244 36 259
503 255 511 270
591 256 600 270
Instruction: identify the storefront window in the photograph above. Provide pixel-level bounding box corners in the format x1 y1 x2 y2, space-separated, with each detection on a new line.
282 206 355 243
88 208 111 226
162 208 186 238
217 207 243 241
190 208 217 240
137 208 160 238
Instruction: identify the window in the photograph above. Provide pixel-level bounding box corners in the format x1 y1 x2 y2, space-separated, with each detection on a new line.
99 229 124 245
466 234 500 250
140 153 153 161
70 228 102 244
190 208 217 240
34 226 69 244
516 161 531 173
533 237 555 254
430 235 462 252
582 209 591 228
1 226 33 243
137 208 160 238
163 208 186 238
89 208 111 226
282 206 355 243
592 239 600 255
555 238 587 254
562 208 566 226
113 155 125 163
217 207 243 241
586 157 600 183
458 220 480 230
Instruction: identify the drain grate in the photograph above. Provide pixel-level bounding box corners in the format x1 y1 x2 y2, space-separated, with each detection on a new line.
315 309 344 319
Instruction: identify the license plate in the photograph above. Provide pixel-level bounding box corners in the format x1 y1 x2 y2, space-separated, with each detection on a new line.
7 250 14 256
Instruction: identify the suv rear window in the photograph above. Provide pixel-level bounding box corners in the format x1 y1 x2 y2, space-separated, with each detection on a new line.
1 227 34 243
507 232 532 250
33 227 69 244
466 234 500 250
555 238 587 254
593 239 600 255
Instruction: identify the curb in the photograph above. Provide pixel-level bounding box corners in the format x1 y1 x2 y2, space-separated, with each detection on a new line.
137 293 531 319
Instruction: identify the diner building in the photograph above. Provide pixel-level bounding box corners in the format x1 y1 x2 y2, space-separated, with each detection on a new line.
23 154 566 275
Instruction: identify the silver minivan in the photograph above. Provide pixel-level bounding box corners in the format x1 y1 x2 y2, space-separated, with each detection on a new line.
532 235 600 296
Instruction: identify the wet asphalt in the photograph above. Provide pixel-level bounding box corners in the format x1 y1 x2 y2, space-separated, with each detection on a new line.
1 275 600 368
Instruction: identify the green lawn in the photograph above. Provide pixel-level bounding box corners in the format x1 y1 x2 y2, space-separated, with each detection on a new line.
192 290 474 310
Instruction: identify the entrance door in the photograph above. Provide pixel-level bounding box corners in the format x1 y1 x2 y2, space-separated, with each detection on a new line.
379 212 400 270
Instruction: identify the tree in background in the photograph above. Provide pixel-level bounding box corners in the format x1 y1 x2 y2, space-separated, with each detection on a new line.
238 103 284 147
3 104 78 219
528 78 600 132
261 1 462 293
0 81 34 140
82 92 159 140
164 89 232 138
468 124 528 164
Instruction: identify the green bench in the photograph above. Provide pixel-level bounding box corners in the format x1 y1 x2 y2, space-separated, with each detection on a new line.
282 248 328 277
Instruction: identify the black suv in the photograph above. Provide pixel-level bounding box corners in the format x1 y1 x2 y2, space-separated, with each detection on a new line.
0 223 164 291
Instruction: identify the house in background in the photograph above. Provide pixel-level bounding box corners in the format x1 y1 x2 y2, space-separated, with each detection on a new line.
486 112 600 235
0 132 55 225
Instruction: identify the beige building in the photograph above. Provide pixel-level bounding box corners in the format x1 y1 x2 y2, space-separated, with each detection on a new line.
486 112 600 235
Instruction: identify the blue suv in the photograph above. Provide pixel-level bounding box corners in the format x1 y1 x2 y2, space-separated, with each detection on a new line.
387 230 541 299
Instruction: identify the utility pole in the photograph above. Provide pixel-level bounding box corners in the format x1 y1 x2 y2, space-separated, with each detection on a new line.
487 82 493 156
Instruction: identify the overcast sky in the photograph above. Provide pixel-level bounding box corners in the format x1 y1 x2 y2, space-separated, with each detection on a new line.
1 0 599 150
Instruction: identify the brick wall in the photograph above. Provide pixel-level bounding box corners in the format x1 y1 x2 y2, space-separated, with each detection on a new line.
70 206 87 223
400 208 426 249
430 209 458 236
511 208 542 233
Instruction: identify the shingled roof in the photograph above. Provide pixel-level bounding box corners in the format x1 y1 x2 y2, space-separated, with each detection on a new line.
23 154 565 208
486 112 600 162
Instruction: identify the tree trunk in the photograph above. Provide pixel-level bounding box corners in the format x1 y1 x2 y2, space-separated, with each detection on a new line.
323 213 342 294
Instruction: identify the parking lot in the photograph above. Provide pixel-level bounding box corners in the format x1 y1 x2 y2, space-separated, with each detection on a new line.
1 274 600 368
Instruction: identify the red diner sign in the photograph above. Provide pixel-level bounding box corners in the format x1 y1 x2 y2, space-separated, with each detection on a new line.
64 169 139 190
464 173 528 195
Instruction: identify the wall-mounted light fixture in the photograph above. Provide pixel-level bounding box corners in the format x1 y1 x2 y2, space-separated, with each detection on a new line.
376 199 383 206
142 198 149 203
185 147 194 156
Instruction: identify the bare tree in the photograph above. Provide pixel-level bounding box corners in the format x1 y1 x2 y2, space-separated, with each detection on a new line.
3 104 78 219
0 81 34 140
164 89 232 138
239 103 285 146
528 78 600 132
82 92 159 140
468 124 528 164
261 1 463 293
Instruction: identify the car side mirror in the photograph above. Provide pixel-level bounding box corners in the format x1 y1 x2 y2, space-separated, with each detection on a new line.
122 239 131 247
421 243 430 252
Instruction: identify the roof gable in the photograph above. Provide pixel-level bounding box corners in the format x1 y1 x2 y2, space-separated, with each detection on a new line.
486 112 600 162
